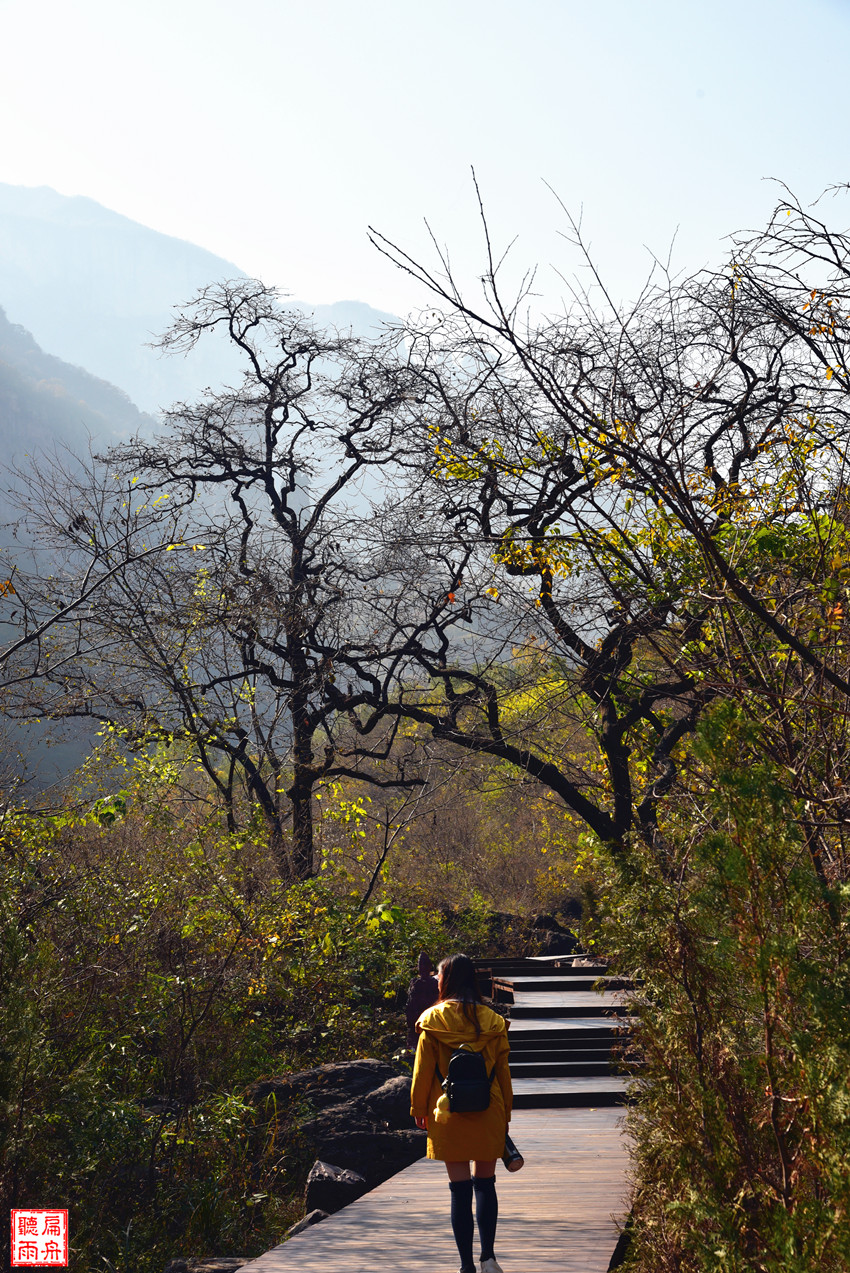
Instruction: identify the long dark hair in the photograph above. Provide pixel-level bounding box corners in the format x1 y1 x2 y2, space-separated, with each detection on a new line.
437 953 484 1037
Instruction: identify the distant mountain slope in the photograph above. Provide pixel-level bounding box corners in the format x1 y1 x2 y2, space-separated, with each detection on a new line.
0 184 398 416
300 298 399 336
0 183 247 414
0 307 158 787
0 304 155 460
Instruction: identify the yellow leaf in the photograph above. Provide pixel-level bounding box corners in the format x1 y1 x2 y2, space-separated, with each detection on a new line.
827 367 834 381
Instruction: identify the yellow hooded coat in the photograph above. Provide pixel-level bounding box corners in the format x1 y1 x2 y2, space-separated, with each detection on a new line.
410 1000 512 1161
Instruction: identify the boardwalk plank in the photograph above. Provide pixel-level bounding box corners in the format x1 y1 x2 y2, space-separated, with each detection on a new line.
511 991 628 1010
508 1018 625 1034
238 1108 629 1273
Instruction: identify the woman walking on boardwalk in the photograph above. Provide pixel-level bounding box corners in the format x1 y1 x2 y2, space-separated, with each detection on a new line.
411 953 512 1273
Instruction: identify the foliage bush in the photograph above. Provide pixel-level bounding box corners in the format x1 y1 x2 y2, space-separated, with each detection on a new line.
586 704 850 1272
0 751 461 1273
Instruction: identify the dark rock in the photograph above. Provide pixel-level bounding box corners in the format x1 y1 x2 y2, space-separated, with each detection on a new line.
559 897 583 922
533 910 584 933
164 1260 249 1273
286 1208 329 1238
307 1127 426 1185
305 1160 367 1214
249 1061 425 1211
247 1059 399 1111
362 1075 412 1129
298 1093 426 1187
540 929 579 955
297 1097 372 1142
531 913 560 930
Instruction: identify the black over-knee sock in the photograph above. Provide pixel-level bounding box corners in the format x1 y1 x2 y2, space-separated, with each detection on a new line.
473 1174 498 1262
449 1179 475 1271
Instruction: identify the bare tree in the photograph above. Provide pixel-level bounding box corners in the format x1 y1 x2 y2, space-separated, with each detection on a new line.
2 281 439 878
352 183 850 877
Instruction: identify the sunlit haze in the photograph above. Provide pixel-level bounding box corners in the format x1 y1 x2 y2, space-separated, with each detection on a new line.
1 0 847 315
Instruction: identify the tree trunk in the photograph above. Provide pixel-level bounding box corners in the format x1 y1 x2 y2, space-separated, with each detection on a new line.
282 545 318 881
288 773 315 880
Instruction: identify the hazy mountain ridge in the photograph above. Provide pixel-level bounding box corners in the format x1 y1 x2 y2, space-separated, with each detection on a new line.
0 183 248 414
0 184 399 417
0 302 157 785
0 303 156 459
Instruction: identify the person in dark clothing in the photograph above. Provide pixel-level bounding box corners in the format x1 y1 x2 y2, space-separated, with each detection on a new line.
404 951 440 1047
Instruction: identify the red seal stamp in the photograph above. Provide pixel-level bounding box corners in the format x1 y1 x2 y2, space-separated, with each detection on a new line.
11 1210 69 1266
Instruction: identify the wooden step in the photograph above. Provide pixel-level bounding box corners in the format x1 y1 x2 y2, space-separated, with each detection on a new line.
476 956 635 1112
484 962 607 977
488 960 606 972
503 974 631 988
508 1020 625 1039
509 1047 614 1064
494 975 631 996
511 1059 614 1078
479 957 605 990
510 992 630 1019
512 1076 630 1108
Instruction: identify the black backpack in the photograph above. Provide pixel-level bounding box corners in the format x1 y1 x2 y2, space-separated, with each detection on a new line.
437 1045 496 1113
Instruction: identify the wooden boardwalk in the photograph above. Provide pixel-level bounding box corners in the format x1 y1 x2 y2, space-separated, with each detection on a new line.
239 1107 629 1273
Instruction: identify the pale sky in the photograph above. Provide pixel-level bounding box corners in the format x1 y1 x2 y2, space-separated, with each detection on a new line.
0 0 848 316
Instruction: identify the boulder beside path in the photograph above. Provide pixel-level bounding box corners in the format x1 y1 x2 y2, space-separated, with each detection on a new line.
248 1058 426 1196
305 1161 367 1214
245 1059 399 1110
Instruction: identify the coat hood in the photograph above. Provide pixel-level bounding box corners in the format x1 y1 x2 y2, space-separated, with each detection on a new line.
416 1000 506 1051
